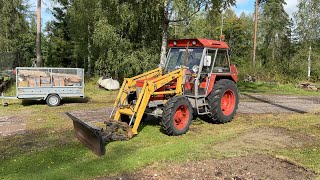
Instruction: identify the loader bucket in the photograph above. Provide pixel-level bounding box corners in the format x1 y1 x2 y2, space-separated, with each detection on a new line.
66 113 107 156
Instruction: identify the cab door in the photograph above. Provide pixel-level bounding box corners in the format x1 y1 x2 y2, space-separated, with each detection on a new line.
196 48 216 96
212 49 230 73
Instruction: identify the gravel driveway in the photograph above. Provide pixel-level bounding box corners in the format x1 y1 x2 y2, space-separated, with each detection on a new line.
238 94 320 114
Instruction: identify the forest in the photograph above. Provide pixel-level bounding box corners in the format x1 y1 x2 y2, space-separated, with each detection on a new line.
1 0 320 82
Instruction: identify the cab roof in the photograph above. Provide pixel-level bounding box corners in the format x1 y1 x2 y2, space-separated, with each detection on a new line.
168 38 229 49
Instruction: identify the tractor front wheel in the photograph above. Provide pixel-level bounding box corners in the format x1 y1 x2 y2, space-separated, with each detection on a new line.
161 96 193 136
206 79 239 124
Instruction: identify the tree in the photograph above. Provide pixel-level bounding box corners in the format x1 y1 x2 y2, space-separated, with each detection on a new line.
294 0 320 44
294 0 320 80
258 0 289 68
91 0 162 78
0 0 36 67
159 0 236 67
0 0 29 52
224 11 253 66
36 0 41 66
45 0 74 67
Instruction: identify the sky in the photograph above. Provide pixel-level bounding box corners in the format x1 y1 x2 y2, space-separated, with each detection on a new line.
29 0 55 27
234 0 299 17
29 0 300 29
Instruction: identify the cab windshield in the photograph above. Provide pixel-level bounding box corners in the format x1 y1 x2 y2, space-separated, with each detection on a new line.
165 48 204 72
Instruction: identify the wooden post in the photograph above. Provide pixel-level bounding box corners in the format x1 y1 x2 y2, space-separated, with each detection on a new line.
252 0 259 68
220 11 224 40
308 46 312 80
36 0 42 67
87 24 91 75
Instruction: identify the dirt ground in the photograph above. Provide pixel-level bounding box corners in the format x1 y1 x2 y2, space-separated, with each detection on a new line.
213 127 317 153
104 127 317 180
1 94 319 179
104 155 315 180
0 116 26 137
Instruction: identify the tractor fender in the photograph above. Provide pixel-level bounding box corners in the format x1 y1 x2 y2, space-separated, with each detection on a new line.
206 74 237 96
206 64 238 95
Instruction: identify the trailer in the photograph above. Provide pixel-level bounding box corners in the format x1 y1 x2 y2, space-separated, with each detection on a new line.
1 67 85 106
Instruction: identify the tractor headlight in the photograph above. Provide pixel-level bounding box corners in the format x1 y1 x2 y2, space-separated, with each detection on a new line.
173 41 177 46
192 65 199 73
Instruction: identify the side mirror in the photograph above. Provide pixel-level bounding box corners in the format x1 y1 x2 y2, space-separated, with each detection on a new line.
204 55 212 67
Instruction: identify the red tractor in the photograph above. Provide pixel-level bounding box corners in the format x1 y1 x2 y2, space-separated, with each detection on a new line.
69 38 239 156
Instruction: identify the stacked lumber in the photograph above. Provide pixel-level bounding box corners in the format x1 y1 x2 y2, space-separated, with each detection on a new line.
19 70 47 77
51 73 81 86
17 70 82 87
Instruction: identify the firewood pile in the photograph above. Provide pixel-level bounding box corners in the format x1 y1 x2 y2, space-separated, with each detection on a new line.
297 82 320 91
18 70 82 87
243 75 256 82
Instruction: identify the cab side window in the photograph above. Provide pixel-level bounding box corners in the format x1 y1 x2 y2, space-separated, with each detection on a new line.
202 49 215 74
213 49 230 73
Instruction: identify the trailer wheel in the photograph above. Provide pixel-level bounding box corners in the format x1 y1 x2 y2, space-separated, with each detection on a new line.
206 79 239 123
161 96 193 136
46 94 61 107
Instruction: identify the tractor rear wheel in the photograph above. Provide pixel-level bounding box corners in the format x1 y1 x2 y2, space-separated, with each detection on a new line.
206 79 239 124
161 96 193 136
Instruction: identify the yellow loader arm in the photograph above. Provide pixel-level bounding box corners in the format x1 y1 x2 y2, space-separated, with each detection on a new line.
112 68 185 134
111 67 162 110
67 67 185 156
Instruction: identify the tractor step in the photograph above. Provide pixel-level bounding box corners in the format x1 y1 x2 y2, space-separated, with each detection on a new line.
66 112 133 156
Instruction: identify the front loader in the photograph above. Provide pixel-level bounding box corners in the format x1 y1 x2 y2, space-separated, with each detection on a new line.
67 38 239 156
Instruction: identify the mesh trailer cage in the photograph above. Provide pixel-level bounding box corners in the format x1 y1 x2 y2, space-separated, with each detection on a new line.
16 68 84 88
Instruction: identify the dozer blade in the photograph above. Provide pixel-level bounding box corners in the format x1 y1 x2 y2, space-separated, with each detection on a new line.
66 112 109 156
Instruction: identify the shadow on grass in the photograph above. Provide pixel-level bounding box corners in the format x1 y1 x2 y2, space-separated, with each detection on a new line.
242 93 307 114
137 115 162 133
62 97 90 104
0 126 140 179
20 97 90 106
0 127 75 159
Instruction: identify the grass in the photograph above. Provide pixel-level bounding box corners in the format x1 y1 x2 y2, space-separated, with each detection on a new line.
238 81 320 96
0 79 320 179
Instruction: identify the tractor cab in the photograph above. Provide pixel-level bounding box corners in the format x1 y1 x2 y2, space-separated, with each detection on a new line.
165 39 236 97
